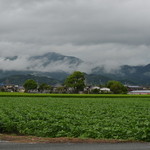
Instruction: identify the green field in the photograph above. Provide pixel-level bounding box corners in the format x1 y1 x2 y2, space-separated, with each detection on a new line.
0 96 150 141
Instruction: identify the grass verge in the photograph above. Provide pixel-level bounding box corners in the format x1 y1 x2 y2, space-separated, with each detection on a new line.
0 92 150 98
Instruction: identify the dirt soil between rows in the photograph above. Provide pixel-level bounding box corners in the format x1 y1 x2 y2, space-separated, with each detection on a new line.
0 134 143 144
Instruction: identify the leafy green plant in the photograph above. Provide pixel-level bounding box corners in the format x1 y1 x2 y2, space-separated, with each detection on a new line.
0 97 150 141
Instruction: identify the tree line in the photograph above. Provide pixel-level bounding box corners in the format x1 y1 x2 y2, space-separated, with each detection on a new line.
23 71 127 94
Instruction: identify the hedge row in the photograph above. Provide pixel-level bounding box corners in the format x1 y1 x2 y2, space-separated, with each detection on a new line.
0 92 150 98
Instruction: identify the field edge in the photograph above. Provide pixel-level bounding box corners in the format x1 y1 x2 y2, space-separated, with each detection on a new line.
0 134 145 144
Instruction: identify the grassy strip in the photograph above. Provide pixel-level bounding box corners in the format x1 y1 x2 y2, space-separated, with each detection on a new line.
0 92 150 98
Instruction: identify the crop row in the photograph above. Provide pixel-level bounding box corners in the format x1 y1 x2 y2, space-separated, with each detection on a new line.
1 92 150 98
0 97 150 141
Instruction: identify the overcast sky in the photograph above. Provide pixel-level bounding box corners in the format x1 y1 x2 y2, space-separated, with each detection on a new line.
0 0 150 72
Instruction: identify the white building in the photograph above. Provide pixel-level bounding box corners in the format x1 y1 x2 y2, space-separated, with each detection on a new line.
100 88 110 92
128 90 150 95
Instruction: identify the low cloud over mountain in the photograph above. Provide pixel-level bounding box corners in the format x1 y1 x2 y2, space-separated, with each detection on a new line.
1 52 150 85
0 0 150 71
0 52 93 73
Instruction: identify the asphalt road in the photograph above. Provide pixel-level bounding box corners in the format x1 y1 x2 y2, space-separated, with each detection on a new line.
0 141 150 150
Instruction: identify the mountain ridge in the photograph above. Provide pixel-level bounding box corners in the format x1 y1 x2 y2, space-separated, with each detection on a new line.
0 52 150 85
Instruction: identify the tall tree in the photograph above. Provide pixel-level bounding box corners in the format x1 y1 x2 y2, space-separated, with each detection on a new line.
107 80 127 94
38 83 51 93
23 79 38 92
64 71 85 93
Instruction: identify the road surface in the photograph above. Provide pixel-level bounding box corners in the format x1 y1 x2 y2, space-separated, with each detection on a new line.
0 141 150 150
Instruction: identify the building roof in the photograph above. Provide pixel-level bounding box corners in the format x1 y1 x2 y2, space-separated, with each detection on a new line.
129 90 150 93
100 88 110 91
91 86 100 90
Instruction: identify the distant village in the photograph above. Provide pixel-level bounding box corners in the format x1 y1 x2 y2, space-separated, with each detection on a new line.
1 83 150 95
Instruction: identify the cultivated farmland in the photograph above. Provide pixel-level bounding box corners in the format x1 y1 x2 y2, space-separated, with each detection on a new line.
0 97 150 141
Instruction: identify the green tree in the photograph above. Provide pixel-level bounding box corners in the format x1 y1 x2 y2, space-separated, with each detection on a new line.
90 88 100 94
107 80 127 94
38 83 52 93
55 86 66 94
64 71 85 93
23 79 38 92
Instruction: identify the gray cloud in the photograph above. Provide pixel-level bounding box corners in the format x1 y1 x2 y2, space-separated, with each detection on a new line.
0 0 150 72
